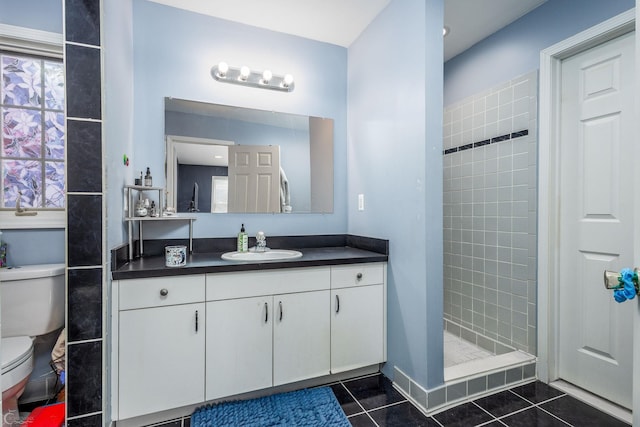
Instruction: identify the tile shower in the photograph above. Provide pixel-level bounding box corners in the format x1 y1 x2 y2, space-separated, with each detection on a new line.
436 70 539 409
443 70 538 356
392 71 539 415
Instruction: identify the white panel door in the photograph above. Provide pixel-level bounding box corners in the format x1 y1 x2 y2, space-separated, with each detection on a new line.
206 297 273 400
228 145 280 213
558 31 635 409
273 290 330 386
119 303 205 419
331 285 384 373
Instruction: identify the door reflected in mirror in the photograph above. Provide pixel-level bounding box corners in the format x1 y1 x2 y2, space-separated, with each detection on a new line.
165 98 334 214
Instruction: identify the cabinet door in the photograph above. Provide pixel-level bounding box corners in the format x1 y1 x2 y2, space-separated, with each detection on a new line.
273 290 330 386
119 303 205 419
331 285 384 373
206 297 273 400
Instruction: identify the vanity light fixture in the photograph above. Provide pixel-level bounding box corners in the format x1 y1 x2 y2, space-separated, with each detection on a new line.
261 69 273 84
211 61 295 92
239 66 251 81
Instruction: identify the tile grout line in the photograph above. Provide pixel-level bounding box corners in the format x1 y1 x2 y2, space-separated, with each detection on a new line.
530 397 578 427
339 374 412 427
363 411 380 427
430 415 446 427
488 393 572 426
470 400 503 424
365 399 409 413
471 386 569 425
338 380 369 419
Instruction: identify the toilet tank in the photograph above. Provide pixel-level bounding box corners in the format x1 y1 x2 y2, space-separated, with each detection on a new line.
0 264 65 338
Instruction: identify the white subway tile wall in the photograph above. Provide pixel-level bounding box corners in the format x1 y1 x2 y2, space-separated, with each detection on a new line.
443 71 538 355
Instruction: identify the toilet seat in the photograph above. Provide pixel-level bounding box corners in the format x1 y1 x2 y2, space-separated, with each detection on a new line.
1 336 34 391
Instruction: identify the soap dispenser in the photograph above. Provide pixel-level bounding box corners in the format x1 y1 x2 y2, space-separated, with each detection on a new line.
237 224 248 252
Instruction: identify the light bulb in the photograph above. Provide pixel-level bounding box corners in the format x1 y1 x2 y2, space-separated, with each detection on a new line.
261 69 273 84
283 74 294 87
217 61 229 77
240 66 250 81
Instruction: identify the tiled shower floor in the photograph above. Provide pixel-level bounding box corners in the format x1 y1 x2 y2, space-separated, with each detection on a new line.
444 330 493 368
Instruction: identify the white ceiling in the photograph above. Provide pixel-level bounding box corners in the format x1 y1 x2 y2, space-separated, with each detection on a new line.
443 0 547 61
148 0 547 60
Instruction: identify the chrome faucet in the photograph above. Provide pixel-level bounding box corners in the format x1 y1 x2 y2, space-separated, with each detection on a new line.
255 231 267 252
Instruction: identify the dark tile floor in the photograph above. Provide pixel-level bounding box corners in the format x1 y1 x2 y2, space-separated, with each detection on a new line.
331 374 631 427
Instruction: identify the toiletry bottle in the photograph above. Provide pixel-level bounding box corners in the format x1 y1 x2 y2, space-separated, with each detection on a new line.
237 224 248 252
144 167 152 186
150 201 159 217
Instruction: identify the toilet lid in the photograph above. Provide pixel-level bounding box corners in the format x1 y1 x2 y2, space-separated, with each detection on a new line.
1 336 33 372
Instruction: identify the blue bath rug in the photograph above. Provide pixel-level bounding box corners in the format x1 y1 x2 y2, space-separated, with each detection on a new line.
191 387 350 427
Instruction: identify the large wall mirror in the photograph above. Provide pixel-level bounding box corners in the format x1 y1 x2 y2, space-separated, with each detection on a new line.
165 98 334 214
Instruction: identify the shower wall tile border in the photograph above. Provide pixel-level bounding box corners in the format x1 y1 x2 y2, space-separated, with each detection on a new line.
443 129 529 155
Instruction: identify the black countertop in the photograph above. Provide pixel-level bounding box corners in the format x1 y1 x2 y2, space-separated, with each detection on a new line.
111 235 389 280
112 246 387 280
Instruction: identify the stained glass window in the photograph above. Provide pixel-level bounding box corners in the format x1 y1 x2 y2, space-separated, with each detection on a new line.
1 52 65 209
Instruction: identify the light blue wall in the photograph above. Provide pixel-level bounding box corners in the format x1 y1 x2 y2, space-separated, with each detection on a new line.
0 0 63 33
444 0 635 105
1 2 65 266
103 0 135 252
0 230 64 266
131 1 347 239
347 0 444 388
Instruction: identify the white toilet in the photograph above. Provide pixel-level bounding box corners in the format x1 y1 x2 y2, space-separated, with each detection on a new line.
0 264 65 424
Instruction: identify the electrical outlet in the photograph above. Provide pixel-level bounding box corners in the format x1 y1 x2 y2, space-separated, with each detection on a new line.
358 194 364 211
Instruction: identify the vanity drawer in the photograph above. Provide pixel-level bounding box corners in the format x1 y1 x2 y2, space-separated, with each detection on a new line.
207 267 330 300
119 275 205 310
331 263 384 289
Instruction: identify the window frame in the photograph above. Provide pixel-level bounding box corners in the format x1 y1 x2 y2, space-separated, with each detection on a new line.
0 24 65 229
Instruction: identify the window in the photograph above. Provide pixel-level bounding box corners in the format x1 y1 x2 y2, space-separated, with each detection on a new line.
1 51 65 210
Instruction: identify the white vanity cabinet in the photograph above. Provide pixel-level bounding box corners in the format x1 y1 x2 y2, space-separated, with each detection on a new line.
206 295 273 400
116 275 206 420
272 289 331 386
112 261 386 422
205 268 331 400
330 263 386 373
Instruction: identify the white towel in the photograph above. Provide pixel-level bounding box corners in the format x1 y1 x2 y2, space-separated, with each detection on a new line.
280 167 291 212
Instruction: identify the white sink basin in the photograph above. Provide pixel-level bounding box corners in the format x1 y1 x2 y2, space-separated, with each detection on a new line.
221 249 303 262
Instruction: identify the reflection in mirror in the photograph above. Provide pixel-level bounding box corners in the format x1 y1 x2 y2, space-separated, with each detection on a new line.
165 98 334 214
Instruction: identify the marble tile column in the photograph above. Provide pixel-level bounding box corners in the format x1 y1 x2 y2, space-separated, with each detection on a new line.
64 0 104 425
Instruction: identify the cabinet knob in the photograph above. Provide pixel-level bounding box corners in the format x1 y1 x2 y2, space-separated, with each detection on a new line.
356 273 363 280
160 288 169 297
